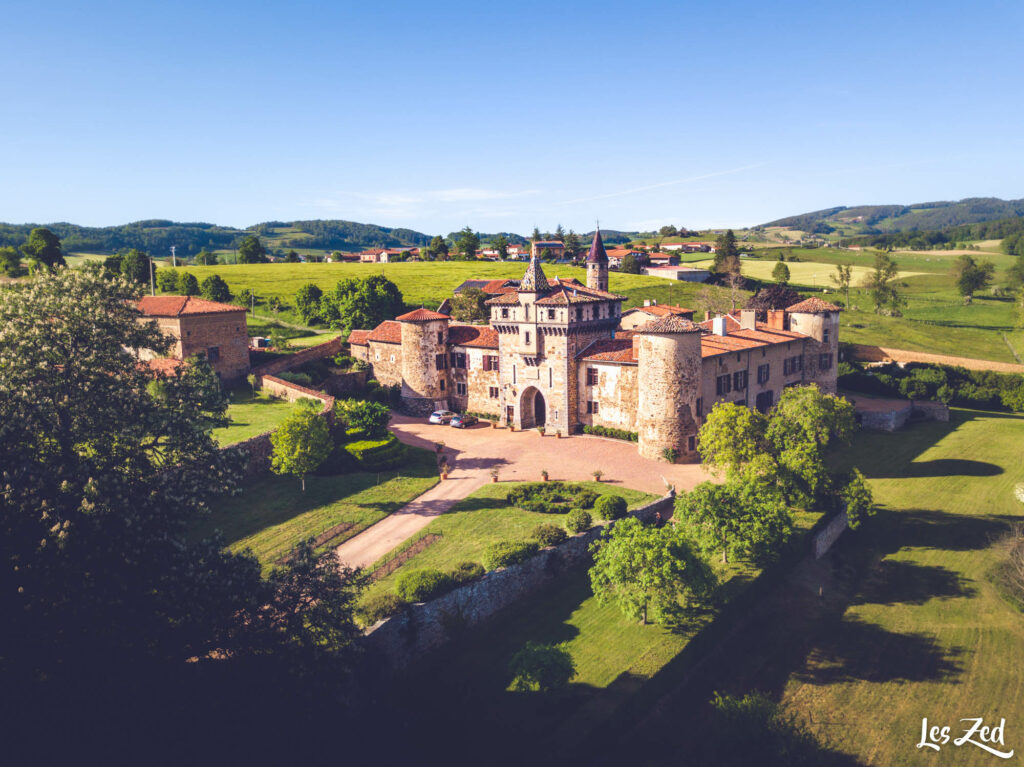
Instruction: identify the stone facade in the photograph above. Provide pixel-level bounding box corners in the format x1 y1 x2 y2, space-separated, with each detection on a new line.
348 252 841 460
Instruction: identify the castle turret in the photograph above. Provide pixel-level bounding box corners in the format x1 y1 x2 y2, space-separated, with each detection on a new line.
586 229 609 292
785 297 841 394
635 315 703 462
397 307 451 415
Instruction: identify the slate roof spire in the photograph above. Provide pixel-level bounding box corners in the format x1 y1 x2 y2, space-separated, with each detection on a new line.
587 228 608 263
520 255 551 293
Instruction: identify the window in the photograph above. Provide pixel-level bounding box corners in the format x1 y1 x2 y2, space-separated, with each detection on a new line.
547 309 555 320
823 328 830 343
375 352 380 361
440 379 445 391
524 332 531 345
437 331 443 344
783 355 804 376
553 409 559 422
716 374 732 396
756 390 774 413
819 353 833 370
513 365 516 384
688 436 696 452
695 397 702 417
390 354 395 363
549 367 553 387
450 352 466 369
736 353 741 362
586 368 598 386
489 386 499 399
733 370 748 391
435 353 447 370
586 401 599 414
207 346 220 362
456 382 467 396
501 308 509 319
483 355 500 372
757 363 770 384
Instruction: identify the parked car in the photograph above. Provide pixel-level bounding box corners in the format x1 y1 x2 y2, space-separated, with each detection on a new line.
450 414 478 429
429 410 457 424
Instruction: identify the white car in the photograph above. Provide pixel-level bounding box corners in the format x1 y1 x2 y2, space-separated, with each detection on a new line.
429 410 457 424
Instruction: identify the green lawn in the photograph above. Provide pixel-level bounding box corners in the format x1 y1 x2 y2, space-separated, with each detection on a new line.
193 446 439 568
363 481 655 600
212 389 303 446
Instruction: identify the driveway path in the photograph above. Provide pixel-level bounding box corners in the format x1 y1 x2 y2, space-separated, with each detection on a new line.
336 415 713 569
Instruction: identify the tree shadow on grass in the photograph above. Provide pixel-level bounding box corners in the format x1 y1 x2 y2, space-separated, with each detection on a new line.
793 616 963 685
885 508 1011 553
853 559 975 606
873 458 1002 479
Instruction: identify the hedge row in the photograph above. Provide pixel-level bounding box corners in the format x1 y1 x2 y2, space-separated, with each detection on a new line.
465 411 500 422
505 482 599 514
343 433 405 470
580 424 639 442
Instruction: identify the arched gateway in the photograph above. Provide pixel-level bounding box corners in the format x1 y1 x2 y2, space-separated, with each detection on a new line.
519 386 546 429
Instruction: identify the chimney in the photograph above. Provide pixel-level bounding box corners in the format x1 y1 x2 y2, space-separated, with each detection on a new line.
766 309 787 330
740 310 756 330
632 332 642 360
712 315 728 336
644 299 651 307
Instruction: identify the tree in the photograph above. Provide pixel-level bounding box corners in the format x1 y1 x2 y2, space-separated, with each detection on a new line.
697 402 768 477
841 468 875 530
271 400 332 491
294 283 324 324
119 248 154 286
589 517 715 625
492 234 509 259
284 250 301 263
156 268 179 293
563 230 581 260
337 399 391 438
455 226 480 260
713 229 740 275
554 223 565 241
531 226 541 242
0 245 22 274
951 254 995 301
200 274 232 303
696 284 732 318
247 372 258 400
772 259 790 285
830 263 853 307
621 253 642 274
451 286 489 322
20 227 65 270
744 286 803 314
329 275 405 332
177 271 200 295
237 235 267 264
862 251 905 315
676 457 793 564
194 249 219 265
659 225 679 236
508 642 576 692
428 235 449 260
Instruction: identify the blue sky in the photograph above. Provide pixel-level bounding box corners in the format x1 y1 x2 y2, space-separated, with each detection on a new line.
1 0 1022 234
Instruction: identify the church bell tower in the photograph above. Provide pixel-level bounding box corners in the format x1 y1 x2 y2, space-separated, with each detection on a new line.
586 228 609 292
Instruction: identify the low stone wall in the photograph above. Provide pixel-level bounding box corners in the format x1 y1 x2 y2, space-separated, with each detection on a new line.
360 492 675 677
912 399 950 423
325 370 371 397
858 402 913 432
252 336 345 378
813 511 848 559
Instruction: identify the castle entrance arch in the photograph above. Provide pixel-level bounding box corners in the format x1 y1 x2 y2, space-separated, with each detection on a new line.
519 386 546 429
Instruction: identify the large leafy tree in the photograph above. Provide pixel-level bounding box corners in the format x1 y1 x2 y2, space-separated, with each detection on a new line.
451 286 489 322
455 226 480 260
270 399 332 491
0 245 22 274
20 227 66 270
428 235 449 260
200 274 232 303
589 517 715 625
744 285 803 314
621 253 642 274
862 251 905 315
177 271 200 295
237 234 267 264
951 254 995 301
772 259 790 285
697 402 768 477
563 230 581 260
295 283 324 324
508 642 576 692
0 266 363 713
329 274 404 332
830 263 853 307
120 248 154 285
492 234 509 259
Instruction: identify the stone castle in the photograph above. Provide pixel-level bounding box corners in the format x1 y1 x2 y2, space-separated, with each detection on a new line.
349 231 840 461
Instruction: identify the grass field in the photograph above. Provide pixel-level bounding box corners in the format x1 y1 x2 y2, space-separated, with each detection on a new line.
212 389 303 446
690 256 924 287
193 446 439 568
363 481 655 600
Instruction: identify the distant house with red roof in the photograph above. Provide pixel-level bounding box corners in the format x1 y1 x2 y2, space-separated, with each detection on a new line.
137 295 250 383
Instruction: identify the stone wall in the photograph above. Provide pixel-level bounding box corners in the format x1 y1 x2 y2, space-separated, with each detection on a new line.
179 311 251 384
365 341 403 387
857 402 913 432
325 370 371 397
637 332 701 461
576 361 639 432
813 511 848 559
252 335 345 378
360 492 676 677
912 399 950 423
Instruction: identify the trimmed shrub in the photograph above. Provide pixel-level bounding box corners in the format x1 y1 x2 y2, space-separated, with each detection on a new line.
565 508 592 535
449 561 485 585
506 482 600 514
508 642 576 692
278 371 313 386
594 494 628 521
357 593 407 625
581 424 638 442
395 568 452 603
483 540 540 570
532 524 568 547
343 433 405 470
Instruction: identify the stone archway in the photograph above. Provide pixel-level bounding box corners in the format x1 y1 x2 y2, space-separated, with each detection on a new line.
519 386 547 429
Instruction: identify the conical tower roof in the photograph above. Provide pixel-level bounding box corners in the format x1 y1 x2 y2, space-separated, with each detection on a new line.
520 255 550 292
586 228 608 263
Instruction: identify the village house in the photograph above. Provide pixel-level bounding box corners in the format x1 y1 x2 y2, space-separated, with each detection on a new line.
641 263 711 283
619 301 695 331
604 247 647 268
137 295 251 384
531 240 565 259
349 230 840 462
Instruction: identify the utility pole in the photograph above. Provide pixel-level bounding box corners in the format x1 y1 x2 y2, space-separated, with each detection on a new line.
148 256 155 296
251 291 255 314
170 245 176 267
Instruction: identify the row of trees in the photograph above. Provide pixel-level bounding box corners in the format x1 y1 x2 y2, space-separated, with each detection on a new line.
294 274 405 331
588 387 874 627
0 227 67 275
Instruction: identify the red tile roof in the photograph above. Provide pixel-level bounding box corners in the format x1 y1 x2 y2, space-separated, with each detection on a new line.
481 279 518 294
786 297 842 313
580 338 638 364
138 295 245 317
368 321 402 344
145 357 185 375
447 324 499 349
347 329 371 346
395 307 450 322
698 320 805 358
625 304 693 318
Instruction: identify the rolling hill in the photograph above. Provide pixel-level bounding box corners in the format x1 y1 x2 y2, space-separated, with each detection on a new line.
764 197 1024 234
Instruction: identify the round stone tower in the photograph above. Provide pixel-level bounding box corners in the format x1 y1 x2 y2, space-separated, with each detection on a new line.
397 307 450 415
785 297 842 394
586 228 609 292
635 315 703 462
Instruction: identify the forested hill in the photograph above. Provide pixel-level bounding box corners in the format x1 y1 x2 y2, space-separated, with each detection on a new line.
0 219 437 257
763 197 1024 233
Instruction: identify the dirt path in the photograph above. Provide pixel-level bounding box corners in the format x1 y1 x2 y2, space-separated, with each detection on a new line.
847 343 1024 374
335 415 712 570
